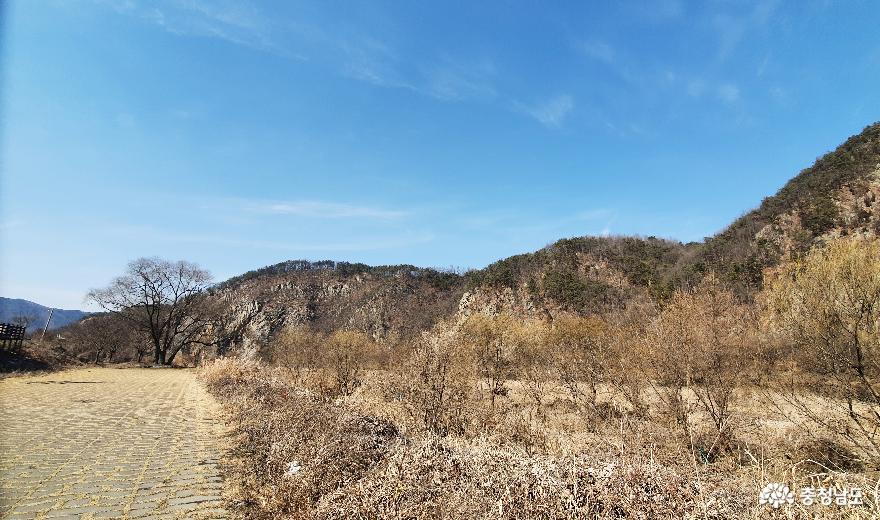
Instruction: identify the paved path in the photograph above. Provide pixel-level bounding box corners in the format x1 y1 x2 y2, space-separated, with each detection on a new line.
0 368 228 519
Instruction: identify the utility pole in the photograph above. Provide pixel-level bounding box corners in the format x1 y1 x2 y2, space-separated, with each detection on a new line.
40 308 54 342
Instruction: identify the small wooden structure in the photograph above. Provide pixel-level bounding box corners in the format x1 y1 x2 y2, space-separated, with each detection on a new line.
0 323 26 352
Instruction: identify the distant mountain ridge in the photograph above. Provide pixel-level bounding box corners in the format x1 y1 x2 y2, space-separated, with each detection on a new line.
210 122 880 350
0 298 90 334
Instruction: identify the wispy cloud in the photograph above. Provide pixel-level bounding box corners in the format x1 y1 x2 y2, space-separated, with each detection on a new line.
686 79 707 98
204 198 409 220
576 40 616 64
96 2 569 129
98 0 296 57
258 200 408 220
517 95 575 128
337 36 415 89
421 56 497 102
681 77 742 106
716 83 740 104
101 224 432 252
0 219 23 232
710 0 780 61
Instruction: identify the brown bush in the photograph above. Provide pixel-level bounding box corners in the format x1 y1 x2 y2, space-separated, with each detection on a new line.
644 273 757 455
763 236 880 465
323 330 377 397
461 313 518 406
390 322 474 436
200 359 399 519
267 325 323 384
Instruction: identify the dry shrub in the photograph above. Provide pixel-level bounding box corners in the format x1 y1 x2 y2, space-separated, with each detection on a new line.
323 330 377 397
200 356 260 392
763 236 880 466
314 437 749 519
267 325 322 384
267 327 380 398
793 436 866 473
462 313 519 406
495 409 550 455
644 273 757 456
511 320 552 412
390 322 474 436
545 315 610 422
199 359 399 519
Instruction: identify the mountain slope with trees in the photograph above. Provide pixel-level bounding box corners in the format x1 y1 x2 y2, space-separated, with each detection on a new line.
203 122 880 351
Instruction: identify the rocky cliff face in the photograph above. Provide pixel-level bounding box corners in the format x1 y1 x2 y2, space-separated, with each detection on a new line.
755 164 880 260
214 267 466 350
213 242 678 353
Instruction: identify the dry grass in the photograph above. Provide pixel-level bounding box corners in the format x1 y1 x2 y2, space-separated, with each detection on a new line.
199 358 879 519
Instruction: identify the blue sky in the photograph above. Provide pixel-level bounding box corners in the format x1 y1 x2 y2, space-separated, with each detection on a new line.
1 0 878 310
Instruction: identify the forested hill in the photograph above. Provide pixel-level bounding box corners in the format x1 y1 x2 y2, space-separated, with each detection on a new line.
698 122 880 291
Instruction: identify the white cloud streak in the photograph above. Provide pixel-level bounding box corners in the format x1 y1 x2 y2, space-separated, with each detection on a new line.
257 200 409 220
518 95 575 128
577 40 616 64
101 224 432 252
717 83 741 104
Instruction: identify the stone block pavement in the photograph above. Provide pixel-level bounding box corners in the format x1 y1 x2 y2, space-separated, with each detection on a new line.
0 368 228 519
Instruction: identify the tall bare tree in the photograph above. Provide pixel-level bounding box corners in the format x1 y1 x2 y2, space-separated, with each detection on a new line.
87 257 213 365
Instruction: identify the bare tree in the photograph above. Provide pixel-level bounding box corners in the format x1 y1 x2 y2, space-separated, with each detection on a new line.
463 314 517 407
763 236 880 464
87 257 213 365
11 315 37 332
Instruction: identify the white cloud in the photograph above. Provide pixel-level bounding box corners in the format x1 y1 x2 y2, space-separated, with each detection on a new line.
247 200 408 220
0 219 23 231
101 224 432 252
519 95 575 128
711 0 780 60
577 41 615 64
422 56 497 102
98 0 290 56
717 83 740 104
686 79 706 97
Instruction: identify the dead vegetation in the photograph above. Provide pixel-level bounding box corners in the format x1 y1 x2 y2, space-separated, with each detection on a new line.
200 236 880 519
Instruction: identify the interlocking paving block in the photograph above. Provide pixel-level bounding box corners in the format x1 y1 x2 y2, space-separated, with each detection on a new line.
0 368 229 519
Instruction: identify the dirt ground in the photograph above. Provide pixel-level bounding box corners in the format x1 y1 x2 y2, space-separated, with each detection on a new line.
0 368 228 519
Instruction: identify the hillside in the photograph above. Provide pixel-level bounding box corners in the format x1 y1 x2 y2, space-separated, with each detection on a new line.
213 261 468 346
699 122 880 291
0 297 91 334
212 122 880 350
